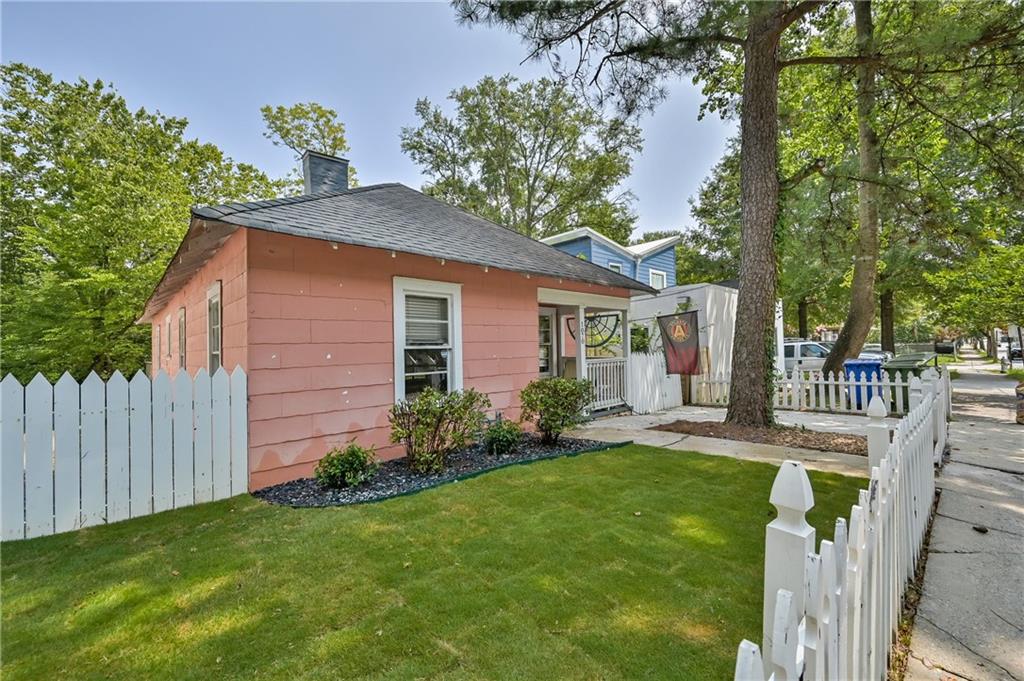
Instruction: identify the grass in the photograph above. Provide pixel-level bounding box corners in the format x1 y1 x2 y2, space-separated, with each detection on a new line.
1 445 864 680
1004 368 1024 382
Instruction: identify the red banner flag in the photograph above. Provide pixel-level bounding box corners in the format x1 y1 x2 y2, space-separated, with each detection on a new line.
657 311 701 375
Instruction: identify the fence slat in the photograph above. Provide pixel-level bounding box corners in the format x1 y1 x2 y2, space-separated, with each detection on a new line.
129 371 153 518
172 371 194 508
211 368 231 499
193 369 213 504
151 371 173 513
230 368 248 495
1 375 25 540
106 371 130 523
80 372 106 528
24 375 54 539
54 373 81 533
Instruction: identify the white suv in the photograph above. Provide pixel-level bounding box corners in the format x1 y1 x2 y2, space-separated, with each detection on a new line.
783 340 830 372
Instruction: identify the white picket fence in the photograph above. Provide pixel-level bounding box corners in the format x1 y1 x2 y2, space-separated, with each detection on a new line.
1 368 248 541
627 352 683 414
733 374 948 680
694 367 952 418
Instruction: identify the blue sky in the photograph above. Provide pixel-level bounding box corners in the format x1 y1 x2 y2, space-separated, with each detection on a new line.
2 2 735 236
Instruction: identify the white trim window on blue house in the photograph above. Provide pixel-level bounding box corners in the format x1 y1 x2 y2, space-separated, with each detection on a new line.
540 227 678 290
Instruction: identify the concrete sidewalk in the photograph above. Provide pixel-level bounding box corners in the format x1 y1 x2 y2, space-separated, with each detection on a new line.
906 354 1024 681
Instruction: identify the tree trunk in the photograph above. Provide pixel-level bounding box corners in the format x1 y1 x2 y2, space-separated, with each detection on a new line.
725 2 782 427
822 0 881 377
798 297 809 339
880 288 895 353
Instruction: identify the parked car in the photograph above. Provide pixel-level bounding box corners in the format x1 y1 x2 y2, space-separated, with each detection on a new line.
784 339 892 372
783 340 830 372
862 343 895 361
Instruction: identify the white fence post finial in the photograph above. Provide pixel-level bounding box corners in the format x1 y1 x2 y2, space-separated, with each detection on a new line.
866 396 889 471
734 640 766 681
763 460 815 669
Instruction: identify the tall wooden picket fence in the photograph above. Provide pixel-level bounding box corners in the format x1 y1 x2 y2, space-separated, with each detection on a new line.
1 368 248 541
733 374 948 681
694 367 952 418
627 352 683 415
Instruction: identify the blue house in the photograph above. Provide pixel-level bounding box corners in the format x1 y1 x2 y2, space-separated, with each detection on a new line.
541 227 679 289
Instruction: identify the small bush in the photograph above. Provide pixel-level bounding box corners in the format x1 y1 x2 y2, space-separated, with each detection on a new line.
484 416 522 455
314 442 379 489
519 377 594 445
389 388 491 473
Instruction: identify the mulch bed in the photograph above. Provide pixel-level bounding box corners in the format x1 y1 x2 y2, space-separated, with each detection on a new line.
253 435 621 508
652 420 868 457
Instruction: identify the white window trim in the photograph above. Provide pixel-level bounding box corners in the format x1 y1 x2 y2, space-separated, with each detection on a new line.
177 307 187 368
207 281 222 372
649 269 668 289
155 325 162 370
165 315 172 359
607 261 623 274
538 308 556 377
393 276 463 403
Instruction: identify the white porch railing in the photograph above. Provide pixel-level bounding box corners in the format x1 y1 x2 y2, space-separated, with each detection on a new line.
733 374 948 680
587 357 627 411
1 368 249 541
694 368 952 418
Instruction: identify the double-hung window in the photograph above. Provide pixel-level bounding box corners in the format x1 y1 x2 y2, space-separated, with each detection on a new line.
649 269 668 290
393 277 462 401
207 281 222 373
177 307 186 368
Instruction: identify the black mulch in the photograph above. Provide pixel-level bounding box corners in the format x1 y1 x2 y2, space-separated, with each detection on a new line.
252 435 620 508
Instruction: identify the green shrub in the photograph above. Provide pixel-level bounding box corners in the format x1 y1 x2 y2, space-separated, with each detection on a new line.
314 442 379 489
389 388 491 473
519 377 594 445
483 416 522 455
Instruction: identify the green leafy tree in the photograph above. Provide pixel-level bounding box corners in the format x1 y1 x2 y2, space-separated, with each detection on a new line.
926 246 1024 334
1 63 282 381
260 101 358 189
400 75 641 243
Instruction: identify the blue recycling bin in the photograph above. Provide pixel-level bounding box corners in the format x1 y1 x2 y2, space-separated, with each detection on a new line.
844 357 884 409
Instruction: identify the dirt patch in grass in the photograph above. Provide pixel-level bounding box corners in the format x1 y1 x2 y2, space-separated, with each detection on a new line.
652 420 868 456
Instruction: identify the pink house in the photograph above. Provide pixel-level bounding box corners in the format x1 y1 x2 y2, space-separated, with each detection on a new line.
140 152 655 489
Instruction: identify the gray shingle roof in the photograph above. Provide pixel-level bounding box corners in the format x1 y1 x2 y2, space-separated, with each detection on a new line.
142 183 654 320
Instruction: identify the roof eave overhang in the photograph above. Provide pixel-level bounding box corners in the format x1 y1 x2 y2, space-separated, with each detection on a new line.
136 215 239 323
138 216 654 324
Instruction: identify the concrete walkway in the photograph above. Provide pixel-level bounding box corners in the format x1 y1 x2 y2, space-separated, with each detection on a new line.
570 403 883 478
905 354 1024 681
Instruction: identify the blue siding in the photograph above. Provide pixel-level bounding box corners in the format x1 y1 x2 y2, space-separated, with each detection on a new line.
548 234 677 287
637 246 677 288
589 240 635 278
552 237 591 262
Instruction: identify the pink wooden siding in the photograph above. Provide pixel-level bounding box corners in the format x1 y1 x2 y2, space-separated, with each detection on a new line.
245 231 629 489
150 226 630 490
149 230 248 377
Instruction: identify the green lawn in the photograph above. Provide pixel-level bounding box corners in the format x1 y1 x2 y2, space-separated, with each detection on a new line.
1 445 863 680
